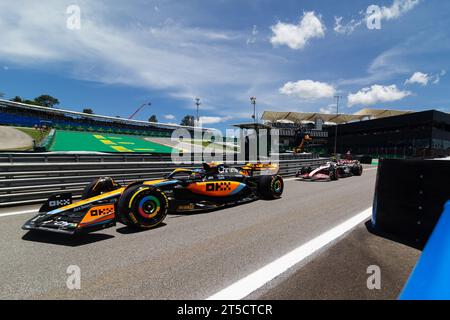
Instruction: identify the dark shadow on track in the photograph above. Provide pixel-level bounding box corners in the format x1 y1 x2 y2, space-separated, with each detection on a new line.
165 198 267 217
21 231 114 247
365 220 423 250
116 222 167 234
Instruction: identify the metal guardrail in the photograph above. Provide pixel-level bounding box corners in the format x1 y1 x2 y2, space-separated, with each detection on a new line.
0 152 318 163
0 153 329 207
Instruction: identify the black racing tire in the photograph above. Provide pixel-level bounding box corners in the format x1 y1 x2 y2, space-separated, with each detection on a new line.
296 167 306 177
117 185 168 229
330 168 339 181
258 175 284 199
352 164 363 176
299 167 312 175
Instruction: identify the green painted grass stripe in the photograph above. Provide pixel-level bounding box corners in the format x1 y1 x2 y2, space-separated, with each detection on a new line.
49 130 175 153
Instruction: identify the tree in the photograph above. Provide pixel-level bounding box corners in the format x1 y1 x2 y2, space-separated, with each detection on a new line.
83 108 94 114
180 115 195 126
34 94 59 108
11 96 22 102
24 99 41 106
148 115 158 123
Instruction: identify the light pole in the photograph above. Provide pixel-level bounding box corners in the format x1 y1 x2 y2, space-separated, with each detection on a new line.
250 97 256 124
333 95 341 157
195 98 201 126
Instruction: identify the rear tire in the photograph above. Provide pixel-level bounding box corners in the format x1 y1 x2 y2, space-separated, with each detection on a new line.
352 165 363 176
117 185 168 229
258 175 284 199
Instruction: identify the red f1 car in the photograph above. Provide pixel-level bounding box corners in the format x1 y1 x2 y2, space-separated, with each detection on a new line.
296 159 363 182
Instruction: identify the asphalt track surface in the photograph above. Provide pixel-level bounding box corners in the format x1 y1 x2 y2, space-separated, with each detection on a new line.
256 224 420 300
0 126 33 150
0 167 398 299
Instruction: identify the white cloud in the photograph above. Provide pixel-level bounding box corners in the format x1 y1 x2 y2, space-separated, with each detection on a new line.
338 32 441 87
348 84 412 106
199 116 232 125
320 104 337 114
246 25 258 45
377 0 422 21
405 70 447 86
335 0 421 35
0 1 285 119
334 17 362 35
279 80 336 100
433 70 447 84
164 114 176 120
405 72 430 85
270 12 325 50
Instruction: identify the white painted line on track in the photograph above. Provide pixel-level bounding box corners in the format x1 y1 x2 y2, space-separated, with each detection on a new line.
0 209 37 218
206 207 373 300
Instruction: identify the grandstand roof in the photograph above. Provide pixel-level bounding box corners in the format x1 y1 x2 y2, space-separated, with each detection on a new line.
232 122 272 130
0 99 211 131
261 108 414 124
353 108 413 118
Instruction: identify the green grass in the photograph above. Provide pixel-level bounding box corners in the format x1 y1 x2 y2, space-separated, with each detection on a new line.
15 127 49 144
189 139 238 152
48 130 176 153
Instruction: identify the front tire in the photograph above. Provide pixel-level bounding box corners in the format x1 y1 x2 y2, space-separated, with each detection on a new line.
117 185 168 229
330 167 339 181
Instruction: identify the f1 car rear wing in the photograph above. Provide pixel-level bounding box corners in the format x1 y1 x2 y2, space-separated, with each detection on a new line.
239 162 280 176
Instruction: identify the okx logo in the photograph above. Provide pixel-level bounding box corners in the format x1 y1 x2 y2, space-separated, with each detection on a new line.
206 182 232 192
89 206 114 217
49 199 71 207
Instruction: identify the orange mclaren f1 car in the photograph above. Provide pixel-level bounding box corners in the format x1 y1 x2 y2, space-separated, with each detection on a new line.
22 162 284 234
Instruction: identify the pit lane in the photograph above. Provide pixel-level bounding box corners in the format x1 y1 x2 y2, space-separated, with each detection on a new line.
0 166 412 299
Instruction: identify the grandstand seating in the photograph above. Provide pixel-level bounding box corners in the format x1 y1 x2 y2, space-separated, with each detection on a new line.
0 100 177 138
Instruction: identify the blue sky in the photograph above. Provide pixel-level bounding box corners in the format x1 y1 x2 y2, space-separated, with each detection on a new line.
0 0 449 131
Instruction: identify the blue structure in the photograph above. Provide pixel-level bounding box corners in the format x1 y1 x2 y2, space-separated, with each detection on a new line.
400 201 450 300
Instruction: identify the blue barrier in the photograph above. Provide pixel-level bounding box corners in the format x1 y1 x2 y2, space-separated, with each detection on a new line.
400 201 450 300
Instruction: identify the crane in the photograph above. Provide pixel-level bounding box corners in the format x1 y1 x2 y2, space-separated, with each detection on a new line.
128 102 151 120
293 128 313 154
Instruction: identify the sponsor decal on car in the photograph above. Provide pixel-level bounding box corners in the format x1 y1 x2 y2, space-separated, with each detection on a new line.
79 205 115 226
